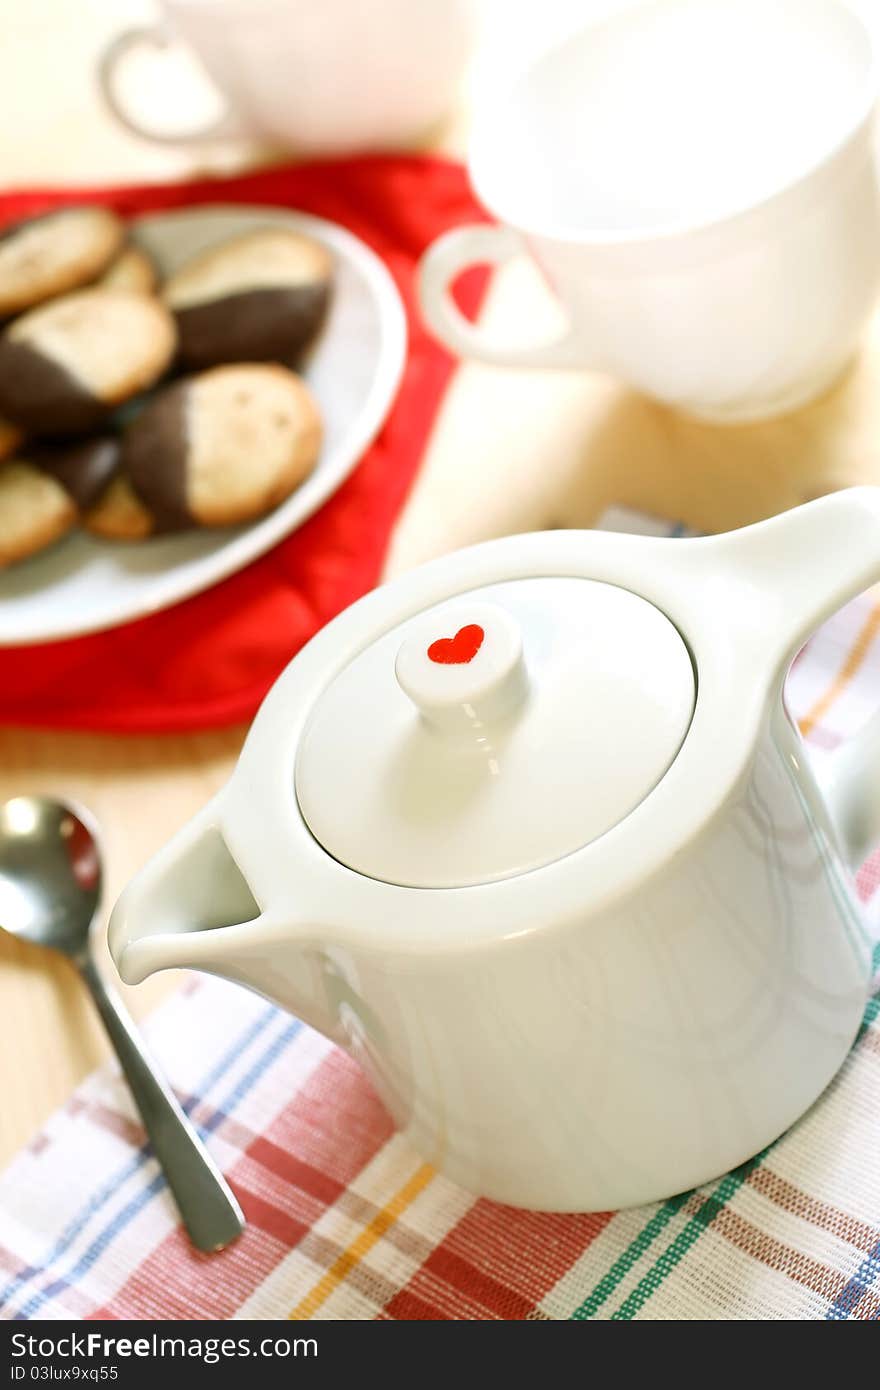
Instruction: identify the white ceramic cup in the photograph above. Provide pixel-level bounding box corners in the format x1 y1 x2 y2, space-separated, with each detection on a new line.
98 0 472 156
421 0 880 421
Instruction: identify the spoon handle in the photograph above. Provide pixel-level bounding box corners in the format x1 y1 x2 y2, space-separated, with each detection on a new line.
79 957 245 1253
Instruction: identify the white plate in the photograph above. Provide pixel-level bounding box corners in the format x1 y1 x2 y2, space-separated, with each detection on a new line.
0 205 407 646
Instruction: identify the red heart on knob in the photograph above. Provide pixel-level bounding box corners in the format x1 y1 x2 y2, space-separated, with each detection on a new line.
427 623 485 665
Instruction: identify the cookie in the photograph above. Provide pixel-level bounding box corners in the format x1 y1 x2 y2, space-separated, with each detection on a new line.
84 474 157 541
0 207 124 317
0 458 77 568
123 363 322 528
0 289 177 435
97 244 158 295
163 229 332 370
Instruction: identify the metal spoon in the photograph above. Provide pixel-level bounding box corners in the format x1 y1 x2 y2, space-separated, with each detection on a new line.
0 796 245 1253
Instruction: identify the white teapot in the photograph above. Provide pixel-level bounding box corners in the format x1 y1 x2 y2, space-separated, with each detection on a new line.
109 491 880 1211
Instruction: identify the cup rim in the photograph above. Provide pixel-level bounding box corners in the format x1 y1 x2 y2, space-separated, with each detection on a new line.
469 0 879 251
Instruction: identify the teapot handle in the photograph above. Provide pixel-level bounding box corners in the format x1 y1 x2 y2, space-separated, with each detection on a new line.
681 488 880 666
682 487 880 871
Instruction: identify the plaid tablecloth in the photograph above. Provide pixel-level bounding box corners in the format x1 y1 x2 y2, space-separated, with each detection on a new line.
1 514 879 1321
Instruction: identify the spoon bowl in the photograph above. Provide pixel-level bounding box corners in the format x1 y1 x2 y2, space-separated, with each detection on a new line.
0 795 244 1253
0 797 100 956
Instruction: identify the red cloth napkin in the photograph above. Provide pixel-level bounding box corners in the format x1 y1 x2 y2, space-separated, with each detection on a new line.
0 156 487 733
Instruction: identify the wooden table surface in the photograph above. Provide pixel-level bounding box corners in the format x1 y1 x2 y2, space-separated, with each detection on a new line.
4 0 880 1165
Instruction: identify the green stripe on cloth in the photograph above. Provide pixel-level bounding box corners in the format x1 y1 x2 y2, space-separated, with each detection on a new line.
570 1194 690 1319
570 981 880 1322
569 1157 766 1321
609 1155 766 1320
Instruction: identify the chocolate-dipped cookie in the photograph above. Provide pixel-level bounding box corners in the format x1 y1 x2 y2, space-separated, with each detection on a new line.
31 436 121 510
162 229 332 370
97 244 158 295
123 363 322 528
0 207 125 318
0 289 177 435
0 416 23 463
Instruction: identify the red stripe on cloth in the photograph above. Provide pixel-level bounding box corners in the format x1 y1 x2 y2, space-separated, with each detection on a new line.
236 1191 308 1251
245 1137 346 1206
856 845 880 901
89 1048 393 1319
247 1048 394 1185
87 1213 281 1323
411 1246 535 1320
382 1288 453 1320
384 1204 614 1320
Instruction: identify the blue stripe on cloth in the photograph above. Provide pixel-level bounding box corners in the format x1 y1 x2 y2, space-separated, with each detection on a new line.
823 983 880 1320
14 1014 302 1320
0 998 281 1317
825 1239 880 1320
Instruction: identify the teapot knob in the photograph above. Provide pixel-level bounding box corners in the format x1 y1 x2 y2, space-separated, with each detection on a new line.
395 600 528 733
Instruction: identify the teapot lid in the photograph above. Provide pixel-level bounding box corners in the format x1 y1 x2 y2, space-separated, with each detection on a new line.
295 577 695 889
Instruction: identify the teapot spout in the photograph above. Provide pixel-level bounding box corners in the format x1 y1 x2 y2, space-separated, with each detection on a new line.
108 800 345 1044
108 802 261 986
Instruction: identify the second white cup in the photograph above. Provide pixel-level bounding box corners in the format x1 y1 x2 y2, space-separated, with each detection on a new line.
420 0 880 422
99 0 472 156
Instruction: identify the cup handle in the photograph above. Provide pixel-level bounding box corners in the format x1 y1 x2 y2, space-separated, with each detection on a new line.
97 25 246 145
419 224 585 369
